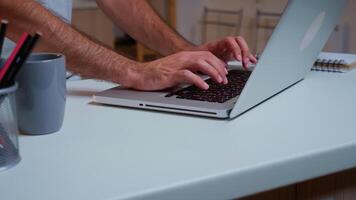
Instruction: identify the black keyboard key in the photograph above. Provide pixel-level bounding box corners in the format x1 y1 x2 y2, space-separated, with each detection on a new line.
166 70 251 103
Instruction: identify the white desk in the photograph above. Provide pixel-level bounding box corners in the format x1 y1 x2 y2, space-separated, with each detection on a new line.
1 56 356 200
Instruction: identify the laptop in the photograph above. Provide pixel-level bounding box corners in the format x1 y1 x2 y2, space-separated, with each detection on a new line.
93 0 346 119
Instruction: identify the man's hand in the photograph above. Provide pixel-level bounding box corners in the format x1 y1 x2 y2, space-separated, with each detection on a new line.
120 51 229 91
196 36 258 70
117 36 257 91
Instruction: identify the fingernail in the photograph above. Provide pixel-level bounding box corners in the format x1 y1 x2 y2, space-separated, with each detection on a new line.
237 54 242 61
218 76 223 83
252 56 258 63
224 77 228 84
224 67 228 75
204 82 209 90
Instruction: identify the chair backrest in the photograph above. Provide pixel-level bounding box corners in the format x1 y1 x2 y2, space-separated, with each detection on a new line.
202 7 243 43
255 9 282 54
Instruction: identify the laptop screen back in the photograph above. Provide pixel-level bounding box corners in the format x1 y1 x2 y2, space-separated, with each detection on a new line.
230 0 347 118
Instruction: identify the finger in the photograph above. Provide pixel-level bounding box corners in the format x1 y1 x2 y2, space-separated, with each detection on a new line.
192 51 227 79
193 60 223 84
236 36 251 70
203 58 228 84
202 51 228 75
224 37 242 61
176 70 209 90
249 54 258 64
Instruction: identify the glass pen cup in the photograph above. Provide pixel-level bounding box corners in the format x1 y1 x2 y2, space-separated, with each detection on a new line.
0 82 21 172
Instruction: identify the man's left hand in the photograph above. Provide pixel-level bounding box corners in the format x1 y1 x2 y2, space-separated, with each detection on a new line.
195 36 258 70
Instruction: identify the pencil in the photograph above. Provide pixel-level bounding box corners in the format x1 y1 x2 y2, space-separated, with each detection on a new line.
0 20 8 58
1 32 41 87
0 34 33 87
0 33 29 83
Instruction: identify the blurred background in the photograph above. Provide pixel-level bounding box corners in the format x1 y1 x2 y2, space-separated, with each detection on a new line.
72 0 356 62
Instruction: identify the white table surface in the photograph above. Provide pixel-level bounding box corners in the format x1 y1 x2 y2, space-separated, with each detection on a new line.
1 58 356 200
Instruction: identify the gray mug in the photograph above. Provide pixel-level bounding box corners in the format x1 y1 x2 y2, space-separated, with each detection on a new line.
15 53 66 135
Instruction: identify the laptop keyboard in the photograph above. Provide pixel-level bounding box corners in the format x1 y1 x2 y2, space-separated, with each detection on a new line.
165 70 251 103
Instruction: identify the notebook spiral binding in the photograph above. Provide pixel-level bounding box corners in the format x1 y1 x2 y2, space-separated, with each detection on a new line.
311 59 346 73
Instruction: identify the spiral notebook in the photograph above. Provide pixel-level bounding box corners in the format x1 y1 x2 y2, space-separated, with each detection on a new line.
312 59 355 72
228 52 356 73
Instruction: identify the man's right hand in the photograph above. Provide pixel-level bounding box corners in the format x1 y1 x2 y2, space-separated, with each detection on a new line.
121 51 228 91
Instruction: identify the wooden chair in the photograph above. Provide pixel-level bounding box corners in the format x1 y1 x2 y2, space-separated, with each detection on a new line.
202 7 243 43
255 9 282 54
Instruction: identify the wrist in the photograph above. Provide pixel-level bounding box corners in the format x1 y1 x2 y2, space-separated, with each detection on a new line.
175 43 197 52
168 38 199 54
178 43 209 53
110 59 142 88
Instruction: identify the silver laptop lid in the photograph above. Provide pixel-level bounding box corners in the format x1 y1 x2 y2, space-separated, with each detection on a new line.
230 0 347 118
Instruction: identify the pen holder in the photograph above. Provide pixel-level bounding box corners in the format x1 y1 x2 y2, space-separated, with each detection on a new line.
0 83 20 172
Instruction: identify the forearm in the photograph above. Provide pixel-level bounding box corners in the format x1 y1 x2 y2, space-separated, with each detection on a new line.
0 0 136 83
96 0 195 55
